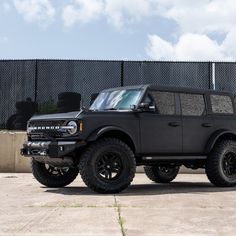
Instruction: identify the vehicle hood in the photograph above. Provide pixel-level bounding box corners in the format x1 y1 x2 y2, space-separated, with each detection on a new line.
30 110 83 121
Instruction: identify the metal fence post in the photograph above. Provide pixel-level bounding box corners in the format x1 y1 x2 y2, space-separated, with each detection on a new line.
212 62 216 90
121 61 124 87
208 62 215 90
34 59 38 102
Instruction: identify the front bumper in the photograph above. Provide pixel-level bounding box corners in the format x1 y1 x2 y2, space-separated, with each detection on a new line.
21 140 86 158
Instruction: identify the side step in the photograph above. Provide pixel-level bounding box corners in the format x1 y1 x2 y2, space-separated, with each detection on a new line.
142 156 207 161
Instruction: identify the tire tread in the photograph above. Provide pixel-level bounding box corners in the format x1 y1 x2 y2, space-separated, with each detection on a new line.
206 140 236 187
144 166 179 183
79 138 136 193
31 159 79 187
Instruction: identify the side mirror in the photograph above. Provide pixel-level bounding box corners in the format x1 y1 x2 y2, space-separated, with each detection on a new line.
138 103 155 112
139 103 149 109
130 104 138 111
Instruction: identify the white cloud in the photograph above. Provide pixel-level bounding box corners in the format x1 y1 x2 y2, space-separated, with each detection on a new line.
146 33 233 61
104 0 152 30
146 34 174 60
221 31 236 59
13 0 55 27
156 0 236 34
60 0 236 32
62 0 104 27
62 0 153 29
60 0 236 33
60 0 236 60
145 0 236 61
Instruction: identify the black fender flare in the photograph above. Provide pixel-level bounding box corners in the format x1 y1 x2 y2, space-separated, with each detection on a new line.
87 125 136 146
205 129 236 153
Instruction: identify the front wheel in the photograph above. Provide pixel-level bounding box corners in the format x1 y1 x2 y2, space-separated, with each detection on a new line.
144 165 179 183
31 159 79 187
206 140 236 187
79 138 136 194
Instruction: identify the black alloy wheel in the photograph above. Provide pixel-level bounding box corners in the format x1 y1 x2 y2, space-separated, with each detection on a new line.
45 164 70 177
222 152 236 178
31 159 79 187
95 151 123 181
206 140 236 187
144 165 179 183
79 138 136 193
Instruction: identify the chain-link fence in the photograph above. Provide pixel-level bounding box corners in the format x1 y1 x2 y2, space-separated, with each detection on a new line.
123 61 212 88
0 60 235 130
0 60 36 130
215 62 236 92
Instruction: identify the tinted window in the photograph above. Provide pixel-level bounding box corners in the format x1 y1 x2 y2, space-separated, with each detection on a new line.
180 93 205 116
210 95 233 114
150 91 175 115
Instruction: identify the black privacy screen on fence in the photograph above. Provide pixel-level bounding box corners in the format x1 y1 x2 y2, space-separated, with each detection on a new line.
0 59 235 130
123 61 211 88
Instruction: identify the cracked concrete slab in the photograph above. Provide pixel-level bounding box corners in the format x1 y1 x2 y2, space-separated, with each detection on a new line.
0 173 236 235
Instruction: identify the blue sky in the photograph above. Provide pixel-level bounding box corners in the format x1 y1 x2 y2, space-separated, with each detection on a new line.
0 0 236 61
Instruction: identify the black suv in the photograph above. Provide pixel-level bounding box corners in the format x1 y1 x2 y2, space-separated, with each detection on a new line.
21 85 236 193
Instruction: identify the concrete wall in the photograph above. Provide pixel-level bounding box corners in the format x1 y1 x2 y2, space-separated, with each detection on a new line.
0 131 30 172
0 131 204 174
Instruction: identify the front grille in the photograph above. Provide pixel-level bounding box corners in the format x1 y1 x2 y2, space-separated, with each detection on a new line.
28 120 67 139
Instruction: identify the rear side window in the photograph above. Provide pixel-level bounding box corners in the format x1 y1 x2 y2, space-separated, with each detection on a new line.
210 95 233 114
150 91 175 115
180 93 205 116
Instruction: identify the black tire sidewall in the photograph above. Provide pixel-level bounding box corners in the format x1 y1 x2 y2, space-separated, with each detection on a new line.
90 144 133 186
58 92 81 101
31 159 79 187
206 140 236 186
144 165 179 183
155 166 179 180
80 138 136 193
217 143 236 184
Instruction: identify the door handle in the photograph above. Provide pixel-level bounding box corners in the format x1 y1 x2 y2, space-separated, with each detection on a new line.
168 122 180 127
202 123 212 128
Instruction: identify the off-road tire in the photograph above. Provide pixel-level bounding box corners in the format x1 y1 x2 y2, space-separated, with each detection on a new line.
79 138 136 194
144 165 180 183
31 159 79 187
58 92 81 101
6 114 18 130
206 140 236 187
57 100 80 108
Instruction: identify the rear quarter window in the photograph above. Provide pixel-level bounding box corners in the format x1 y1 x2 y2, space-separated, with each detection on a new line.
210 95 233 114
180 93 205 116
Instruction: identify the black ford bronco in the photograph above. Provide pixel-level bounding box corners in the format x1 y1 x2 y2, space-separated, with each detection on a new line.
21 85 236 193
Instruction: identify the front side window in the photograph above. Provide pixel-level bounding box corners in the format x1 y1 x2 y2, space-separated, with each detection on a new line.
210 95 233 114
90 89 142 111
180 93 205 116
150 91 175 115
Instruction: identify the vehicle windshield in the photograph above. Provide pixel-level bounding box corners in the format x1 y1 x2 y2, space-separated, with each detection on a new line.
90 89 142 111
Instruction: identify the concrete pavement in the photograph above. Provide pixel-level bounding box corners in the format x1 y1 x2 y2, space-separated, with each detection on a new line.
0 173 236 235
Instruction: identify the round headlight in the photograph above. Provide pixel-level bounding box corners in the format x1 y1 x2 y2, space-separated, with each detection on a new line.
67 121 77 135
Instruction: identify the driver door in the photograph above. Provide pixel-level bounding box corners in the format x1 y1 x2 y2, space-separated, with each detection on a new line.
139 90 182 154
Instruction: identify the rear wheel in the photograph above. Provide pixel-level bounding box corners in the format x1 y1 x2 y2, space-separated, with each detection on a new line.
206 140 236 187
31 159 79 187
79 138 136 193
144 165 179 183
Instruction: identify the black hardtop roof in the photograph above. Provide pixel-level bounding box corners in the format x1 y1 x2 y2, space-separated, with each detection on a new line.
103 84 234 96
